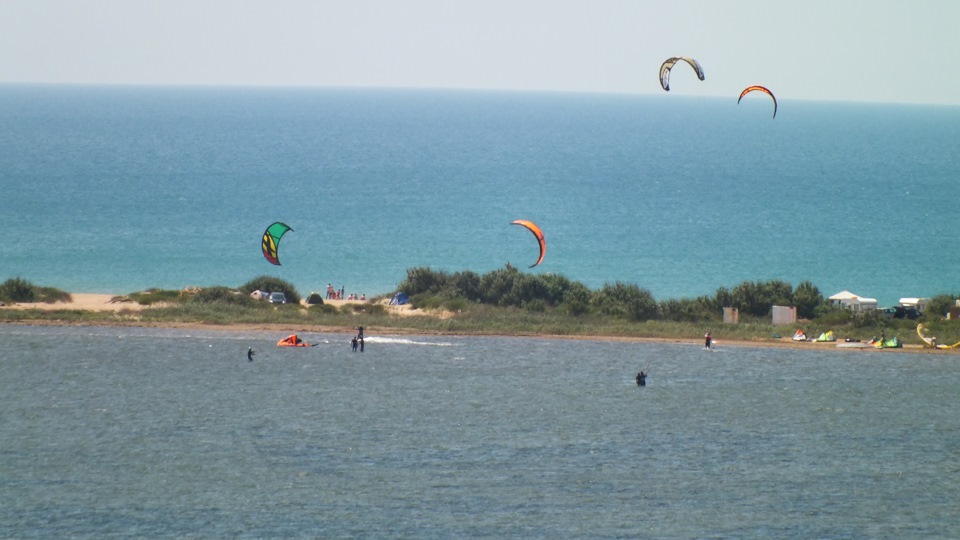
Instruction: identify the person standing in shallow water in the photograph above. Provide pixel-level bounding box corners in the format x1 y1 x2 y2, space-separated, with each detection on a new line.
704 332 712 349
636 371 646 386
247 347 255 361
351 337 358 352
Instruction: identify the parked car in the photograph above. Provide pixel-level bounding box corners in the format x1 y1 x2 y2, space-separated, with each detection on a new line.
881 306 921 320
269 292 287 304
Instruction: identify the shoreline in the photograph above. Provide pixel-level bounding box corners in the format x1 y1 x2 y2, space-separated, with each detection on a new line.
0 293 383 312
2 293 953 355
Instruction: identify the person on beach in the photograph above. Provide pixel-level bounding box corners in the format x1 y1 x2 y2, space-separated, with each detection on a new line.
247 347 256 361
704 332 712 349
351 337 358 352
636 371 646 386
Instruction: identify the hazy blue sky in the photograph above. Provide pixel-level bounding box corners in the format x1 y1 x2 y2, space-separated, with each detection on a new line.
1 0 957 105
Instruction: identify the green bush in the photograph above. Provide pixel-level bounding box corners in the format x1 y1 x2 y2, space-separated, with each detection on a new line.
592 282 658 321
398 267 451 296
525 299 547 313
510 274 551 308
443 297 471 312
707 280 828 320
728 280 793 317
240 276 300 304
658 296 720 322
35 286 72 303
127 289 181 305
540 274 583 306
398 266 594 312
312 303 339 314
345 302 387 316
189 286 255 306
410 293 444 310
813 305 854 326
560 283 592 316
0 278 71 304
792 281 824 319
1 278 36 302
849 309 887 329
478 267 519 306
926 294 959 319
450 271 482 301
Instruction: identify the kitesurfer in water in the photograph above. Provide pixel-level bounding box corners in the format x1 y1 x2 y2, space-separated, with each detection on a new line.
247 347 256 361
357 325 364 339
704 332 712 349
636 371 647 386
360 337 365 352
351 337 358 352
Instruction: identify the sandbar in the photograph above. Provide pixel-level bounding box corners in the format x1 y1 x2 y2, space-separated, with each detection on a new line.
1 292 953 355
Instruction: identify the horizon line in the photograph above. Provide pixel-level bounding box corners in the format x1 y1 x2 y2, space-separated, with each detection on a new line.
1 81 957 109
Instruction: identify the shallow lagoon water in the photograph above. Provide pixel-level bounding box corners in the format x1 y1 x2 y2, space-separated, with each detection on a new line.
2 325 958 538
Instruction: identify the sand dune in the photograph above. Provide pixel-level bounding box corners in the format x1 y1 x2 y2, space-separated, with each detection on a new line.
3 293 142 312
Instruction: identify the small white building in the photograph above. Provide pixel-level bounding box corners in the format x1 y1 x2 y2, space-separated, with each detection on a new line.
828 290 878 313
899 297 930 312
772 305 797 325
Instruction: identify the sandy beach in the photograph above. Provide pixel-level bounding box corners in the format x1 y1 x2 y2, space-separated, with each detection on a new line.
2 293 421 314
2 292 954 355
3 293 146 312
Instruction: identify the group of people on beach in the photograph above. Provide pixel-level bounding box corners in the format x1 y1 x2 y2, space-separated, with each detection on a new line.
326 284 343 299
326 283 366 301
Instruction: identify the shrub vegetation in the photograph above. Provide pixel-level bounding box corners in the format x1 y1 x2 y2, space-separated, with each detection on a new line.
4 270 960 347
240 276 301 304
0 278 71 304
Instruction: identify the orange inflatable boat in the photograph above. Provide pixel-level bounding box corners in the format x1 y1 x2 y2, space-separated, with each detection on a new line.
277 334 311 347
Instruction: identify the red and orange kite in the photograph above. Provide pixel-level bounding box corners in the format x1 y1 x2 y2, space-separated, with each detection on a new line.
738 85 777 118
511 219 546 268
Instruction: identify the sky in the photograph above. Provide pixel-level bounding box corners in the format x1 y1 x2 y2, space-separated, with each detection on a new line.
1 0 958 105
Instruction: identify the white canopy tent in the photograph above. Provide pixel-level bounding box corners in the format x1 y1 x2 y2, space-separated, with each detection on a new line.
829 290 878 313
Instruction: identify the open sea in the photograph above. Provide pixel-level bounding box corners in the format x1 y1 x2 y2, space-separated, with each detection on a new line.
1 85 958 305
2 86 960 538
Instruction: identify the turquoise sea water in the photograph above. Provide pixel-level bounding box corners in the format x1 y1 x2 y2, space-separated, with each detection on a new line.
3 325 959 538
1 85 958 304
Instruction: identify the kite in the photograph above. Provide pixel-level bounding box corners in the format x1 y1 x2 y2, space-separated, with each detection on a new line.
738 85 778 118
511 219 546 268
659 57 705 91
261 222 293 266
